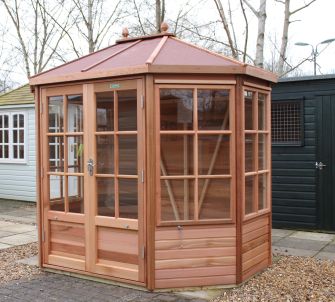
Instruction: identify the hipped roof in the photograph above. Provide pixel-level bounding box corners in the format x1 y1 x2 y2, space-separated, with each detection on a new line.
30 33 277 86
0 84 34 106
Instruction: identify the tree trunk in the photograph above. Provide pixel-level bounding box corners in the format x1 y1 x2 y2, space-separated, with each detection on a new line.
156 0 161 33
87 0 94 53
255 0 266 68
278 0 290 75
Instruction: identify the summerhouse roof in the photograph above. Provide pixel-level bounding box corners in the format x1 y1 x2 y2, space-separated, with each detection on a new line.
30 32 277 86
0 84 34 106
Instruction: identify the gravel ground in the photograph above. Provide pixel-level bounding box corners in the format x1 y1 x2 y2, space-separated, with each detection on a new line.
0 242 40 284
214 256 335 302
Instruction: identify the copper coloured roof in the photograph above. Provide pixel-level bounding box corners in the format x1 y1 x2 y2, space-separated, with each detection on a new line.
29 33 277 86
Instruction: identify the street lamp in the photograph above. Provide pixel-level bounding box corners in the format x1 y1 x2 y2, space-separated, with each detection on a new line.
295 38 335 75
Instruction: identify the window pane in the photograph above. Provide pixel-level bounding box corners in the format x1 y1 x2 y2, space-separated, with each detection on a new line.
19 130 24 143
259 134 267 170
4 115 8 128
67 136 84 173
198 90 229 130
258 173 267 210
245 134 256 172
119 135 137 175
19 145 24 159
67 95 83 132
97 178 115 217
4 130 8 143
118 90 137 131
13 130 18 143
48 136 64 172
160 89 193 130
244 91 254 130
97 135 114 174
49 175 65 211
19 114 24 128
258 93 266 130
68 176 84 213
13 145 18 159
198 135 230 175
161 135 193 176
0 115 2 127
245 176 255 215
13 114 18 128
48 96 64 133
3 145 8 158
161 179 194 221
119 178 138 219
96 92 114 131
198 178 230 219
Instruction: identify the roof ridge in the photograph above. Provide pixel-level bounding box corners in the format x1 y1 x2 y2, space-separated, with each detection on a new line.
146 35 169 65
170 36 245 66
0 83 30 99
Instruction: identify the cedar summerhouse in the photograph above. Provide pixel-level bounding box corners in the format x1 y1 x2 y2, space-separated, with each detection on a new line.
29 27 277 290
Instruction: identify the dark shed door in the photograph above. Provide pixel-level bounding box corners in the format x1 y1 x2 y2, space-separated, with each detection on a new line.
316 94 335 230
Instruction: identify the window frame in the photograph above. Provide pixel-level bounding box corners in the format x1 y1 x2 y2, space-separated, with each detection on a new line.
0 111 28 164
156 84 236 226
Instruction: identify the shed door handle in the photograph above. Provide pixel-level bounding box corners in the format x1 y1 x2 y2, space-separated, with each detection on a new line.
87 159 95 176
315 162 327 170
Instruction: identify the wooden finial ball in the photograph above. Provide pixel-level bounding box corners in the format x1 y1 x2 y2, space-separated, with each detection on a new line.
122 27 129 38
161 22 169 33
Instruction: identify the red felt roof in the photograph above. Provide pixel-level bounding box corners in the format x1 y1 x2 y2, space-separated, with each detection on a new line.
29 33 277 86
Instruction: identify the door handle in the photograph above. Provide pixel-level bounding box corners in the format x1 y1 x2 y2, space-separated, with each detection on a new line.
315 162 327 170
87 159 95 176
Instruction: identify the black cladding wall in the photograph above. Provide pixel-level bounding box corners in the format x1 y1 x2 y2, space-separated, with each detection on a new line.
271 76 335 230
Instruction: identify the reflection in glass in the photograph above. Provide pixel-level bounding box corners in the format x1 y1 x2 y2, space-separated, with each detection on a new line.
258 173 267 210
119 135 137 175
48 96 64 133
258 93 266 130
118 90 137 131
48 136 64 172
245 176 255 215
119 179 138 219
49 175 65 211
198 135 230 175
68 176 84 213
68 136 84 173
198 90 229 130
161 135 193 176
198 178 230 219
67 95 83 132
97 135 114 174
244 91 254 130
258 134 267 170
96 92 114 131
160 89 193 130
97 178 115 217
245 134 256 172
161 179 194 221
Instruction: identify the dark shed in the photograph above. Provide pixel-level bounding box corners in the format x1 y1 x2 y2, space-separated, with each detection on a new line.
272 74 335 231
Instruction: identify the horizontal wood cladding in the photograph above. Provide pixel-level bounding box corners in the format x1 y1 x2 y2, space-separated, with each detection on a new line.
242 216 270 281
155 225 236 288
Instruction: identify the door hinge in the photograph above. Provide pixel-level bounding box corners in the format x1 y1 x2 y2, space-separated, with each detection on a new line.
141 95 145 109
140 245 145 259
141 170 144 183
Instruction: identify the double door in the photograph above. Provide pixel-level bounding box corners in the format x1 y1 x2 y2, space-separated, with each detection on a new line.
41 79 145 282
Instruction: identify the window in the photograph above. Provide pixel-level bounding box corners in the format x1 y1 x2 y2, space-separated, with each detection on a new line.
159 87 233 224
271 100 303 146
0 112 27 162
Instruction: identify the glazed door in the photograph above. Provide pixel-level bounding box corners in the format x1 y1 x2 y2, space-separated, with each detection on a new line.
86 79 145 282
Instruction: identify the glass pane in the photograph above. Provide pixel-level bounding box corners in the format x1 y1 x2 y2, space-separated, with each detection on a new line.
67 95 83 132
258 173 267 210
119 178 138 219
48 96 64 133
13 145 18 159
244 91 254 130
119 135 137 175
13 114 18 128
4 115 8 128
198 90 229 130
4 145 8 158
258 93 266 130
245 134 256 172
19 130 24 143
198 135 230 175
4 130 8 143
118 90 137 131
161 179 194 221
0 145 2 158
67 136 84 173
96 92 114 131
245 176 255 215
19 145 24 159
97 178 115 217
0 115 2 127
49 175 65 211
68 176 84 213
161 135 193 176
198 178 230 219
160 89 193 130
13 130 18 143
97 135 114 174
48 136 64 172
258 133 267 170
19 114 24 128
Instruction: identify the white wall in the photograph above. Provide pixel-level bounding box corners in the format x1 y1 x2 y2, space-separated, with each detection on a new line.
0 105 36 202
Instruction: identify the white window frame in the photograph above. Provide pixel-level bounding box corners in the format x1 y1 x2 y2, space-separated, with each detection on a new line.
0 111 28 164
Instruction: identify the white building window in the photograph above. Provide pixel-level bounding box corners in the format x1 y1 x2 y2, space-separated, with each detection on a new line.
0 112 27 163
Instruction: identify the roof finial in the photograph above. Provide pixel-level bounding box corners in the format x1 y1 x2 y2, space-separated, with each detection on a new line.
160 22 169 33
122 27 129 39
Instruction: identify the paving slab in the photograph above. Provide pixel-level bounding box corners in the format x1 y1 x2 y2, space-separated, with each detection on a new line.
271 235 282 243
289 231 335 242
274 237 328 251
0 242 12 250
16 255 38 266
272 229 295 238
322 243 335 253
0 233 37 245
314 251 335 261
0 230 16 238
0 224 36 233
272 246 318 257
0 221 17 228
